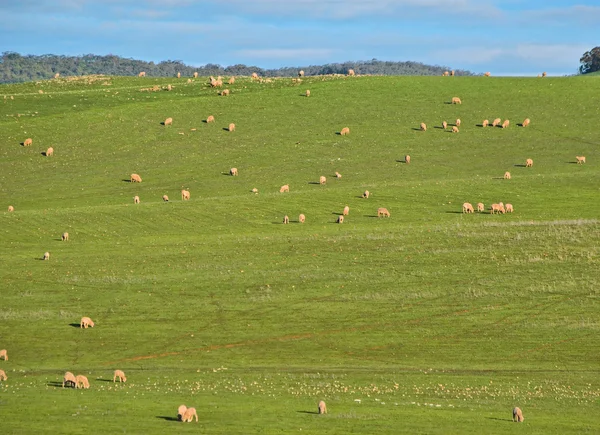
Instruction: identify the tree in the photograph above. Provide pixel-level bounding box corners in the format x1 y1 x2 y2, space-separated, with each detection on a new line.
579 46 600 74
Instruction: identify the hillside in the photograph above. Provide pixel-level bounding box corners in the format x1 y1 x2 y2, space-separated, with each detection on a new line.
1 74 599 434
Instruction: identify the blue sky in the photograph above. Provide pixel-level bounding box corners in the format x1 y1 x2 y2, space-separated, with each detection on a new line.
0 0 597 75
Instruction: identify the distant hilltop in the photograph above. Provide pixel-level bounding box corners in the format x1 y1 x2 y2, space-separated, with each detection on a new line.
0 52 473 84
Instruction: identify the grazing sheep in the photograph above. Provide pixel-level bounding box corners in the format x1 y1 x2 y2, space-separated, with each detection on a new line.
251 188 258 194
526 158 533 167
492 118 501 127
193 72 198 78
80 316 95 328
0 349 7 360
451 97 462 104
62 232 69 242
348 69 355 76
522 118 530 127
319 176 326 185
455 119 461 127
462 202 474 213
305 90 310 97
228 123 236 132
138 72 146 77
299 214 306 223
484 72 491 77
452 126 459 133
337 215 344 224
43 252 50 261
23 138 33 146
576 156 586 164
134 196 140 204
405 155 411 164
228 76 235 85
178 405 188 421
0 369 6 381
298 70 305 77
513 407 524 422
477 202 485 212
177 72 181 78
502 119 510 128
181 190 190 201
542 72 547 77
283 215 289 224
377 207 391 218
162 195 169 202
113 370 127 383
505 203 514 213
54 73 60 79
230 168 238 176
206 115 215 123
490 203 505 214
8 206 14 212
279 184 289 193
318 400 327 414
46 147 54 157
63 372 77 388
164 117 173 126
340 127 350 136
130 174 142 183
420 122 427 131
363 190 370 199
182 407 198 422
442 71 449 76
251 72 259 80
450 70 455 76
442 121 448 129
343 206 349 216
335 172 342 179
482 119 489 127
75 375 90 389
221 89 230 96
504 171 511 180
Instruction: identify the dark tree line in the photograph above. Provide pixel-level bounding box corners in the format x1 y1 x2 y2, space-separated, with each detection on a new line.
0 52 472 83
579 47 600 75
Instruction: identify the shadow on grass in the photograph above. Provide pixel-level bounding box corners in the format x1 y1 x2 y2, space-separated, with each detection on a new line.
433 126 445 129
47 381 64 388
514 164 527 167
95 378 114 383
567 161 580 164
69 323 81 328
297 410 320 415
485 417 513 422
222 127 233 132
308 181 321 185
332 212 343 216
445 211 464 214
411 127 423 131
365 215 380 218
156 416 179 422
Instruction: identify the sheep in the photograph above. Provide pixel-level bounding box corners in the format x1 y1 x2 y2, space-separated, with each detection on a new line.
138 72 146 77
193 72 198 78
477 202 485 212
75 375 90 389
299 214 306 223
484 72 491 77
279 184 289 193
462 202 474 213
130 174 142 183
177 405 188 421
23 138 33 146
251 72 259 80
134 196 140 204
335 172 342 179
363 190 370 199
43 252 50 260
164 117 173 126
343 206 349 216
62 232 69 242
340 127 350 136
298 70 305 77
251 188 258 194
319 176 326 185
80 316 95 328
177 72 181 78
576 156 586 164
452 126 459 133
46 147 54 157
318 400 327 414
377 207 390 218
229 123 236 132
0 369 6 381
542 72 547 77
513 407 524 422
337 215 344 224
455 119 461 127
113 370 127 383
283 215 289 224
230 168 238 176
8 206 14 212
450 70 455 76
181 407 198 422
502 119 510 128
162 195 169 202
54 73 60 79
442 71 449 76
451 97 462 104
348 69 355 76
405 155 411 164
504 171 511 180
0 349 7 360
228 76 235 85
505 203 514 213
305 90 310 97
442 121 448 129
63 372 77 388
525 158 533 167
221 89 230 96
206 115 215 123
420 122 427 131
522 118 530 127
482 119 489 127
492 118 501 127
490 203 505 214
181 190 191 200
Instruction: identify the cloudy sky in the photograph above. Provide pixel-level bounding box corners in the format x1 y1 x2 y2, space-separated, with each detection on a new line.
0 0 597 75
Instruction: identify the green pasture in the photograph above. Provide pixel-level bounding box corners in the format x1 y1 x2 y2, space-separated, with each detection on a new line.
0 73 599 434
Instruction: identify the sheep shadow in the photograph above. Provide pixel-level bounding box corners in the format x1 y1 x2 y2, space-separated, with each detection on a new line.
365 215 380 218
297 410 320 415
46 381 64 387
223 127 234 132
69 323 81 328
160 122 167 126
476 124 485 127
513 164 527 167
411 127 423 131
485 417 513 422
122 179 133 182
41 151 49 156
221 172 233 176
332 212 344 216
156 416 180 422
95 378 115 383
202 119 209 123
567 161 580 164
307 181 321 185
445 211 464 214
433 126 445 129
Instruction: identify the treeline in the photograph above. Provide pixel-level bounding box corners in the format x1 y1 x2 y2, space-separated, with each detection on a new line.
0 52 474 84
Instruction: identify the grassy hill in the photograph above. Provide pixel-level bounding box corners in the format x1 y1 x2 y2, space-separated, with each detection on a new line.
1 73 599 434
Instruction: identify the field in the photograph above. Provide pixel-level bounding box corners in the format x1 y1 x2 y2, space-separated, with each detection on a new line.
1 73 599 434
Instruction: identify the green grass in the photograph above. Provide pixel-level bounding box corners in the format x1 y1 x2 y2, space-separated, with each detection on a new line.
1 73 599 434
